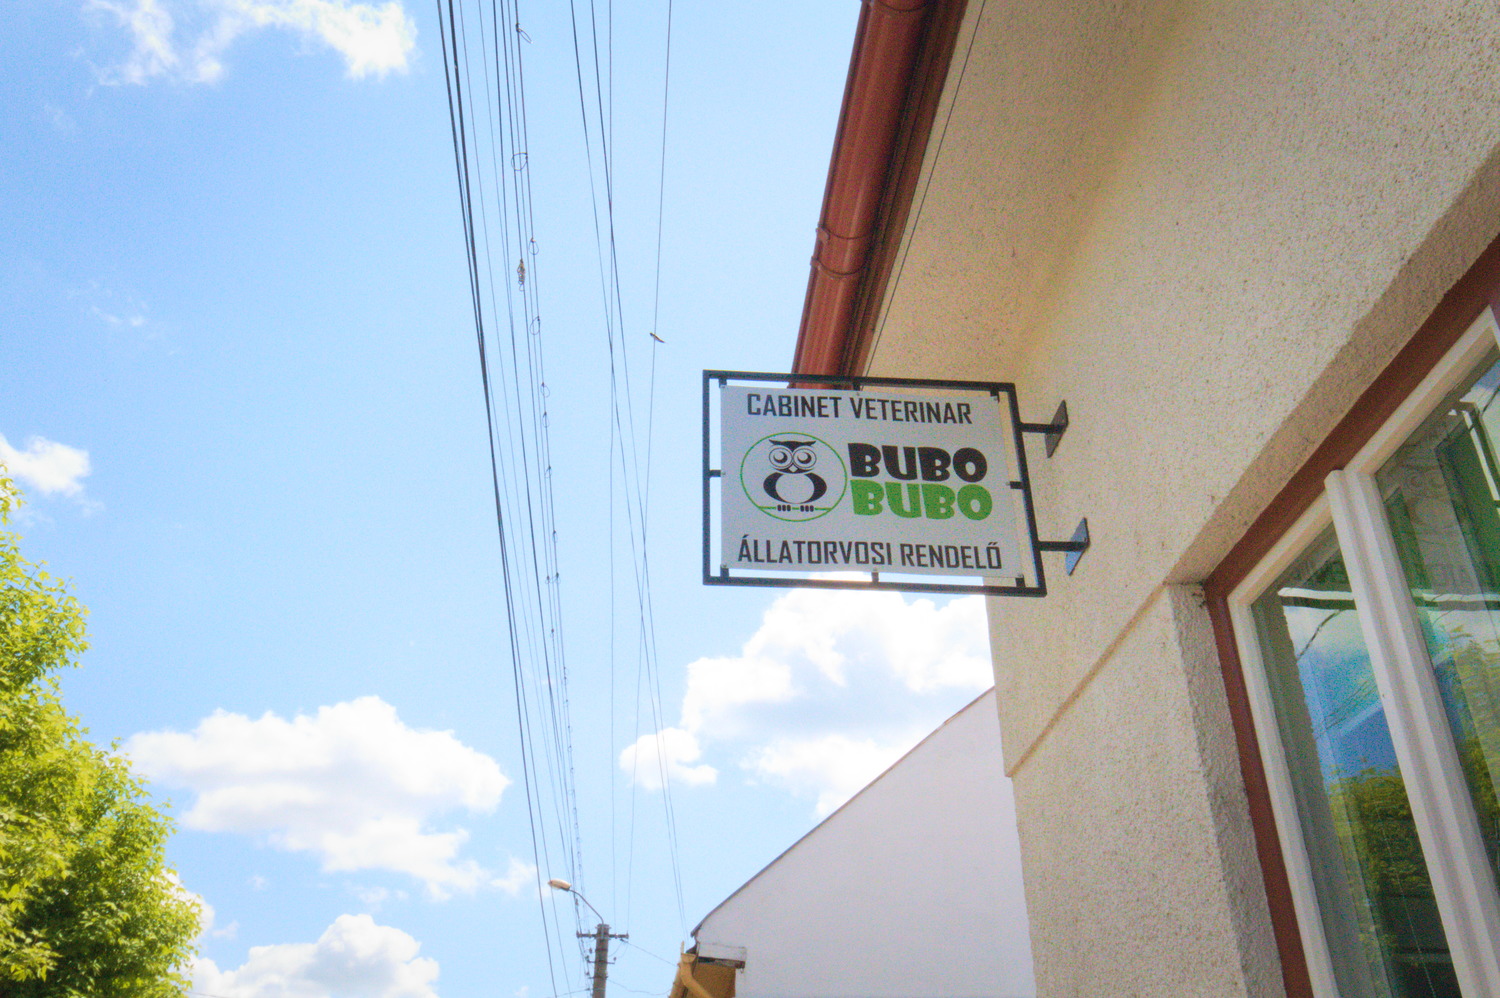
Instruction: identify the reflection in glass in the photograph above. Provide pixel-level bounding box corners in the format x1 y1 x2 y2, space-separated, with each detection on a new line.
1252 530 1459 997
1377 350 1500 892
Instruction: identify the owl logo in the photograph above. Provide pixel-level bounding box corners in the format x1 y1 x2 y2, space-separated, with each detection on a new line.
740 433 846 522
764 440 825 510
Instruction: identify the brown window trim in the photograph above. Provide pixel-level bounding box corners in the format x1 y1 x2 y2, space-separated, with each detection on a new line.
1202 229 1500 998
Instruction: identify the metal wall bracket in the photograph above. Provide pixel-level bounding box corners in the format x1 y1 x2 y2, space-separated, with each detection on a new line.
1019 400 1069 457
1036 518 1090 575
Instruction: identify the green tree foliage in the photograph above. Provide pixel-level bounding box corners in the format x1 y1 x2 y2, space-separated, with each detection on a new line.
0 473 200 995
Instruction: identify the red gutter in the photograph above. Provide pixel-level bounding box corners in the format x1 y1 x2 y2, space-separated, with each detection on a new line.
791 0 965 378
792 0 930 377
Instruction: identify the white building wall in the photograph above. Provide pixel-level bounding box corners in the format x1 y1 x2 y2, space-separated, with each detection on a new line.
694 691 1034 998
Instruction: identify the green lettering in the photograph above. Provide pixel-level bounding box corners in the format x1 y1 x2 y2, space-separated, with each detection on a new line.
886 483 922 518
957 484 993 520
921 483 956 519
851 480 885 516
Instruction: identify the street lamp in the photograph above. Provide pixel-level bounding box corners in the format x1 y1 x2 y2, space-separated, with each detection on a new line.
546 879 604 922
547 879 626 998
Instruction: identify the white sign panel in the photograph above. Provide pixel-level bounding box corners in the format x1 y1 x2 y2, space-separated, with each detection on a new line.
719 386 1025 578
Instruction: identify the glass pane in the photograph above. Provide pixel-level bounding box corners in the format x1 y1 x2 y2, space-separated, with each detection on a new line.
1252 528 1460 997
1376 349 1500 890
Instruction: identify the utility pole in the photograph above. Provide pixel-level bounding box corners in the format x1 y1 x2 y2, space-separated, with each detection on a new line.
579 923 627 998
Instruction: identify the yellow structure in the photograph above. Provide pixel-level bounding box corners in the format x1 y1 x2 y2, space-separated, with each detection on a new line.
669 950 739 998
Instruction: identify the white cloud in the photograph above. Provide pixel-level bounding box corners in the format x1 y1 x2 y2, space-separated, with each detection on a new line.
746 734 907 817
626 589 991 813
192 914 439 998
619 727 718 790
44 102 79 134
353 885 396 908
491 856 536 896
163 870 209 934
126 696 509 898
0 434 92 498
165 872 239 940
91 304 147 328
680 589 989 740
75 282 154 338
89 0 416 85
90 0 180 82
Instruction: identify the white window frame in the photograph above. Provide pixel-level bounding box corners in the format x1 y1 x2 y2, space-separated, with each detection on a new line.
1228 308 1500 997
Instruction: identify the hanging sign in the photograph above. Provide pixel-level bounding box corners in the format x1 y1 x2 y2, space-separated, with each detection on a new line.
703 372 1085 597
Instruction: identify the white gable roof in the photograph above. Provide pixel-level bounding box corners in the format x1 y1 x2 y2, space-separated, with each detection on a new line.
693 689 1035 998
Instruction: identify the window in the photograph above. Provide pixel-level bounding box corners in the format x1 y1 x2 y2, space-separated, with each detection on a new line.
1227 311 1500 997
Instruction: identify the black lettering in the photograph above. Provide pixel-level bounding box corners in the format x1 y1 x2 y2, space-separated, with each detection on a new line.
882 445 918 480
953 447 987 482
918 446 950 482
848 443 881 477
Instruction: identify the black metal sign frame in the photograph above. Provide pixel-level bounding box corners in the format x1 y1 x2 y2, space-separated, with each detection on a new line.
702 370 1087 597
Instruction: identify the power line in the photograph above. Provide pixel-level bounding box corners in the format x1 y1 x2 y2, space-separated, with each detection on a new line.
443 2 687 991
437 0 584 993
564 0 687 935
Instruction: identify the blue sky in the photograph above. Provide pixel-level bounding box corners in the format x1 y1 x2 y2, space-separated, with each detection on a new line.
1 3 1006 996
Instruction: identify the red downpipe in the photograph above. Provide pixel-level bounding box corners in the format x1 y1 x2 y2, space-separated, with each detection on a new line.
791 0 932 378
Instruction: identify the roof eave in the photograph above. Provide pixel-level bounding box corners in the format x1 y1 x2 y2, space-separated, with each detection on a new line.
790 0 969 378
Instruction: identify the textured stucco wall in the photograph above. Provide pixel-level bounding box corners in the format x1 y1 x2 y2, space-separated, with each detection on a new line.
1005 588 1277 998
863 0 1500 995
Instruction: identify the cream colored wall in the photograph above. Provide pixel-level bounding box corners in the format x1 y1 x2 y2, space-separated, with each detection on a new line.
1006 587 1278 997
865 1 1500 996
